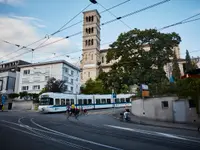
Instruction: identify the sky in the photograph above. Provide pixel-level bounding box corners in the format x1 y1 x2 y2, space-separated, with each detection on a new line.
0 0 200 65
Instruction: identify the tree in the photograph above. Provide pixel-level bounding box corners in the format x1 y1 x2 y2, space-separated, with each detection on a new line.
44 77 67 93
172 52 181 81
185 50 196 72
177 78 200 114
81 78 107 94
105 28 181 93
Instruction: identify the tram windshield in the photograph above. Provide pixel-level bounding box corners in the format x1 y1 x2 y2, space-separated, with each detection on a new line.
39 98 54 105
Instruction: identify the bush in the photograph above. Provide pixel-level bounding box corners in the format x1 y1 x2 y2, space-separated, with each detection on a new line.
8 93 19 99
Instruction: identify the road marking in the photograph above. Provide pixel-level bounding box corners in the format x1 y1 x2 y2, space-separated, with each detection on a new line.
31 118 123 150
104 124 200 143
1 120 92 150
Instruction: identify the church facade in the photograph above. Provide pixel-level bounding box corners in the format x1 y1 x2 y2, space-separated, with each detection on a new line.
80 10 183 85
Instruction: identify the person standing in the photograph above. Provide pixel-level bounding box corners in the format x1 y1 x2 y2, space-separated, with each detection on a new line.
1 94 5 111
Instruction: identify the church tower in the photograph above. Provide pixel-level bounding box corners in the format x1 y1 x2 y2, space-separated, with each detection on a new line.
81 10 101 84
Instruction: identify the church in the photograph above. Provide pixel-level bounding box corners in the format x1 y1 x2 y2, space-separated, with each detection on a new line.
80 10 184 85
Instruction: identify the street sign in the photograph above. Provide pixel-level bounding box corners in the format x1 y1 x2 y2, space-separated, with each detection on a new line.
112 93 116 98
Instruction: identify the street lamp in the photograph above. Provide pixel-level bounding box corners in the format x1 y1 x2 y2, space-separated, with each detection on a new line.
89 0 97 4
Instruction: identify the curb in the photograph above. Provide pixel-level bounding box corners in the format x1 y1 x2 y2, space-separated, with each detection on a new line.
112 114 198 131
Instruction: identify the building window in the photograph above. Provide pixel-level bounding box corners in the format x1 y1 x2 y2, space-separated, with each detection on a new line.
86 17 89 22
86 28 88 33
64 76 68 82
71 86 73 91
33 85 40 90
102 56 104 63
85 40 88 46
22 86 29 91
91 16 94 22
71 70 74 76
23 70 30 75
85 54 87 60
91 54 93 60
91 27 94 33
91 39 93 45
45 76 49 81
64 68 68 73
89 16 91 22
81 73 83 79
88 40 91 46
88 72 90 77
71 79 73 84
161 101 169 108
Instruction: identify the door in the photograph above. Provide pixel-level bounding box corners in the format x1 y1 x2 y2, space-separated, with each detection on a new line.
173 101 186 122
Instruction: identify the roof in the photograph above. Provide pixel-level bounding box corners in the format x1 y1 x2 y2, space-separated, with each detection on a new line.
100 49 108 53
0 60 30 65
83 9 101 18
19 60 80 71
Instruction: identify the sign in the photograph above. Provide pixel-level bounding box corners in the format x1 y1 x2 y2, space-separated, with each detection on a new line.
141 84 148 90
142 91 149 97
112 93 116 99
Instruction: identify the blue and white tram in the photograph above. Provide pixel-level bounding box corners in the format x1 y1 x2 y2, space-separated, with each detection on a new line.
38 92 133 113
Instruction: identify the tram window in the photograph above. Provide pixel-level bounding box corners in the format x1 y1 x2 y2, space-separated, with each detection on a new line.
126 98 130 103
66 99 70 105
83 99 87 105
102 99 106 104
61 99 65 106
88 99 92 104
71 99 74 104
116 98 120 103
121 98 125 103
96 99 100 104
107 99 111 104
55 99 60 105
78 99 82 105
49 98 53 105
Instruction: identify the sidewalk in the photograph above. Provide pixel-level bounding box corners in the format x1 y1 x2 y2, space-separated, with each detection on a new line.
113 112 200 131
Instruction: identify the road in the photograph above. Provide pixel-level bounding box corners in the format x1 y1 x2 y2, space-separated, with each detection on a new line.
0 109 200 150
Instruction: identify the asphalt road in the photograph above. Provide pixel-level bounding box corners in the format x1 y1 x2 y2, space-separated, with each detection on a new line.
0 109 200 150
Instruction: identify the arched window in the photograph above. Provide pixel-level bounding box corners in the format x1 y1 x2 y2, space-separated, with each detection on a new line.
85 40 87 46
91 54 93 60
91 16 94 22
91 27 94 33
102 56 104 63
86 28 88 33
89 16 91 22
86 17 88 22
88 40 91 46
88 28 91 34
91 39 93 45
85 54 87 61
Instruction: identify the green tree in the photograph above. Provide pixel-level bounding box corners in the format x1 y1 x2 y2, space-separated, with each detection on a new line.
81 78 107 94
172 52 181 81
44 77 67 93
105 28 181 93
19 91 28 99
185 50 195 72
177 78 200 114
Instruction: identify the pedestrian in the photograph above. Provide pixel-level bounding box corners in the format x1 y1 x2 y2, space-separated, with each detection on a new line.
1 94 5 111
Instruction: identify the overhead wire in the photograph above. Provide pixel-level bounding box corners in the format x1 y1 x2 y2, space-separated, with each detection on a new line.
2 0 172 62
97 2 132 30
159 12 200 30
101 0 171 26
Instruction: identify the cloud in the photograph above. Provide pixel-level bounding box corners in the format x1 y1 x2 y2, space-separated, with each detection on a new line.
0 0 24 5
0 15 80 64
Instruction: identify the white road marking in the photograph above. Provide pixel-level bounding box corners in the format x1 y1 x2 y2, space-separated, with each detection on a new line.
31 118 123 150
104 124 200 143
1 120 92 150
